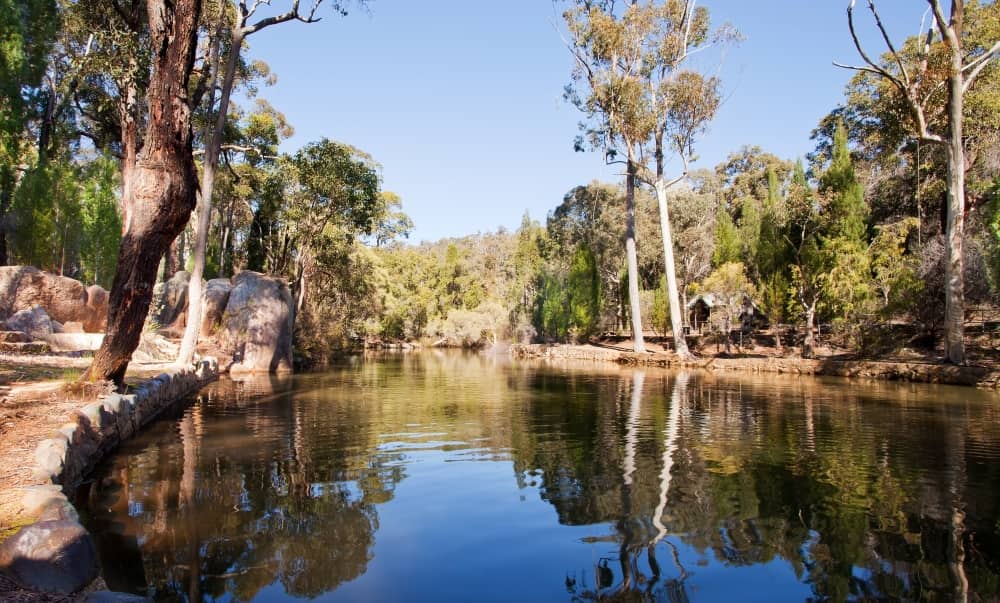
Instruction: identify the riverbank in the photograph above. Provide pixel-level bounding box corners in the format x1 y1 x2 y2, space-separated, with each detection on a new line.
0 355 219 599
511 343 1000 389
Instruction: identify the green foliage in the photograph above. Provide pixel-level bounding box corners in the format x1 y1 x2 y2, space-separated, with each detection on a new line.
649 276 670 337
534 244 601 343
758 168 791 280
712 202 740 266
737 197 762 274
79 154 122 288
10 158 82 274
869 218 922 315
536 270 569 340
987 179 1000 291
819 120 868 242
759 271 789 327
566 244 601 341
700 262 755 331
292 139 381 238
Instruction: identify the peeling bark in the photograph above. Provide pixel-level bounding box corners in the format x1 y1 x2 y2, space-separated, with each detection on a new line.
82 0 203 385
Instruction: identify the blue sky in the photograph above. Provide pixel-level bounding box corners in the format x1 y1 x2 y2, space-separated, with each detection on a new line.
246 0 924 242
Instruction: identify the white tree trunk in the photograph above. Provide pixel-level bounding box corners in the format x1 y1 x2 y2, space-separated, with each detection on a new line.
622 370 644 486
803 302 816 359
625 166 646 353
176 26 238 367
943 62 966 364
652 371 686 545
654 179 691 359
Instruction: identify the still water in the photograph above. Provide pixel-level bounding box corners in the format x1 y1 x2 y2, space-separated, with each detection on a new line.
78 352 1000 602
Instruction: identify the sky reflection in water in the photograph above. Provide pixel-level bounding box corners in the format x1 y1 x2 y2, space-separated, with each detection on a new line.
78 352 1000 602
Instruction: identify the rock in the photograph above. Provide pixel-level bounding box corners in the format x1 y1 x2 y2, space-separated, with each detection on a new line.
0 267 108 333
42 333 104 353
19 485 79 523
3 305 54 340
0 520 99 594
63 321 85 333
201 278 233 337
85 592 154 603
0 341 51 355
131 332 179 363
0 266 88 326
220 271 294 373
34 437 68 482
0 330 28 343
83 285 109 333
148 271 190 330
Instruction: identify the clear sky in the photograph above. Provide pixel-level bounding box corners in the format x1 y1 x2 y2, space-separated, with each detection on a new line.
245 0 925 242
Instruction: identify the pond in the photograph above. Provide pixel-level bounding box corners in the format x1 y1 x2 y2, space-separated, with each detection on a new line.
77 352 1000 602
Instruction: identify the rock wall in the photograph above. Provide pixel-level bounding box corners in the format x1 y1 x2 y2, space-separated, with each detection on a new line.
0 360 218 596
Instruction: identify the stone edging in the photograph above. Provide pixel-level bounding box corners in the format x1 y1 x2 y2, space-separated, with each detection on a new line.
511 344 1000 389
1 358 219 598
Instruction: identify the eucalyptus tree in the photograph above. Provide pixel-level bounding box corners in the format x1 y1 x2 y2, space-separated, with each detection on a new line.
640 1 737 359
177 0 354 367
82 0 203 385
564 0 736 356
564 1 654 352
836 0 1000 364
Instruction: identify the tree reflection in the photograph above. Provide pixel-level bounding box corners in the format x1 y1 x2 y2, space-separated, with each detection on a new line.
77 357 1000 602
82 374 399 601
561 371 691 602
514 369 1000 601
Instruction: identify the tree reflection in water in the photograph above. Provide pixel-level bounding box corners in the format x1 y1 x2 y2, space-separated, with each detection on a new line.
80 374 399 601
565 371 690 602
77 354 1000 602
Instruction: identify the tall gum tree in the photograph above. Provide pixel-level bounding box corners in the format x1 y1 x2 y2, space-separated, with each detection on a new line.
639 1 737 360
81 0 203 385
836 0 1000 365
564 0 737 357
564 2 654 352
176 0 350 367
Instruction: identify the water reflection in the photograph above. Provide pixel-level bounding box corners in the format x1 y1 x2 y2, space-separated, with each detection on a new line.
78 353 1000 602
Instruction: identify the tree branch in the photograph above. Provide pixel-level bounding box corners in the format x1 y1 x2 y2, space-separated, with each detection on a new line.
867 0 911 85
962 39 1000 93
245 0 324 35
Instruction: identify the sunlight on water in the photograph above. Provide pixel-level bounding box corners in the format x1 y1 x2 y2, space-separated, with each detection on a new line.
77 352 1000 602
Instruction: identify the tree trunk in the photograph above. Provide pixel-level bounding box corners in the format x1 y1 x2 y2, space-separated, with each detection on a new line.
163 235 180 278
942 54 966 364
81 0 203 386
654 179 691 359
218 222 230 277
177 22 231 367
119 72 141 234
723 316 731 355
802 302 816 359
625 160 646 353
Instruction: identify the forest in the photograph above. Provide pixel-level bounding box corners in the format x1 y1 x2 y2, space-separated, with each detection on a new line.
1 0 998 371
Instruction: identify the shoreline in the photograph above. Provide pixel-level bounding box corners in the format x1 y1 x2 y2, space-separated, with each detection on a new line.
510 343 1000 389
0 358 220 599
